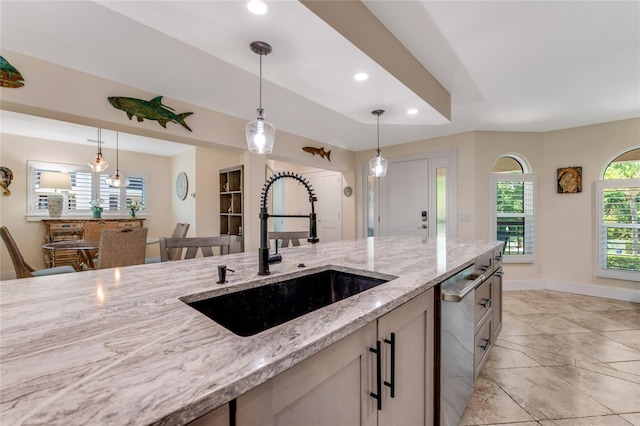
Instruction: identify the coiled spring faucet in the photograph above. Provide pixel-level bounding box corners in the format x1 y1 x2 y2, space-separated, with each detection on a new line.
259 171 319 275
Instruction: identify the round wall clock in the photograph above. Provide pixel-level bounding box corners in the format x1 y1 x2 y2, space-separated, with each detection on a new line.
176 172 188 200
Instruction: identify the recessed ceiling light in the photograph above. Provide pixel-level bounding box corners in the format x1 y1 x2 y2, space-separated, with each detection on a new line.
407 108 418 115
247 0 268 15
354 72 369 82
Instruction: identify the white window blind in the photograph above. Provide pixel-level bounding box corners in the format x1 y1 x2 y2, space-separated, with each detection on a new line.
29 161 92 214
29 161 147 216
491 173 536 263
596 179 640 281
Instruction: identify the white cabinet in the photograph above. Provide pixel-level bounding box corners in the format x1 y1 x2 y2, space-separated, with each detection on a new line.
236 288 435 426
376 288 435 425
188 403 230 426
237 321 377 426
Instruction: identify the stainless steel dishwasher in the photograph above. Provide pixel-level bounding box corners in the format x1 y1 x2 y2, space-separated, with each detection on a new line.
440 262 486 426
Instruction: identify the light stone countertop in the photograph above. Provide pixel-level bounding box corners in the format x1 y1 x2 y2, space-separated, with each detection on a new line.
0 236 501 425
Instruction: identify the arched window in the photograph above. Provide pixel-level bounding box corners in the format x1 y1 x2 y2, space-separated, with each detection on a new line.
491 154 536 262
596 148 640 281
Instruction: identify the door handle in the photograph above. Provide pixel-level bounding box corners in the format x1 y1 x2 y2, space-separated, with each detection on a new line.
384 332 396 398
370 341 382 410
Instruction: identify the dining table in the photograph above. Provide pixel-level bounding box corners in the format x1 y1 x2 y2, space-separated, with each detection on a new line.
42 240 98 270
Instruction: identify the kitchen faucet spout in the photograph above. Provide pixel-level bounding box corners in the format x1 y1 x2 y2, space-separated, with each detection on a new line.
258 172 319 275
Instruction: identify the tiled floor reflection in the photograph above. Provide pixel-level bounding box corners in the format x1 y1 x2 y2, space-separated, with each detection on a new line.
460 290 640 426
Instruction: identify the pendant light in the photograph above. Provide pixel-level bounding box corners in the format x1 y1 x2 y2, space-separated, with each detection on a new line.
245 41 275 154
105 132 130 187
89 128 109 172
369 110 388 177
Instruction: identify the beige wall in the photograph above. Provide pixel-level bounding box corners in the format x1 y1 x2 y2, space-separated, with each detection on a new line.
354 118 639 296
540 119 640 291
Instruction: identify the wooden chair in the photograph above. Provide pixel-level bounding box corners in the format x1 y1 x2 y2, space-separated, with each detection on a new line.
97 227 148 269
145 222 190 263
268 231 309 250
159 235 231 262
0 226 75 279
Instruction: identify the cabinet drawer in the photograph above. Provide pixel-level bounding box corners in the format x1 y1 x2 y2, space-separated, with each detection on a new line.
118 221 142 228
48 223 84 232
474 316 492 378
474 279 492 329
493 247 504 268
475 251 493 274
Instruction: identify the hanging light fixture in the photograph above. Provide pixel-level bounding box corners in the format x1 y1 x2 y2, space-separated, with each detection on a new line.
89 128 109 172
369 110 388 177
245 41 275 154
105 132 130 187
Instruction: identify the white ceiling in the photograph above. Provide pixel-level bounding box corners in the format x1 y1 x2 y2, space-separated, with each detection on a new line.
1 0 638 156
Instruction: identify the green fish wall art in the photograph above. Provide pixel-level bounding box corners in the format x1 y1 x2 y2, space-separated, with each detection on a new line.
0 56 25 88
108 96 193 132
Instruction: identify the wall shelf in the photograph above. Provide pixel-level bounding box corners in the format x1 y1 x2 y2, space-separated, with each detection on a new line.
219 165 243 253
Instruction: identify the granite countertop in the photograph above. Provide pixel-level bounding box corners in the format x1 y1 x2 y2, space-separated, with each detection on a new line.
0 236 501 425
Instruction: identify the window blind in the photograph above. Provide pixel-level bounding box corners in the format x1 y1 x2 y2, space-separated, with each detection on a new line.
596 179 640 281
492 173 536 262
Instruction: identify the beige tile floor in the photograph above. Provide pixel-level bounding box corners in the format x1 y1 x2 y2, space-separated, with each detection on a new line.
460 289 640 426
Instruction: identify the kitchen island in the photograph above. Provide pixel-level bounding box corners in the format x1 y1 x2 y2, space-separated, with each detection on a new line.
0 236 501 425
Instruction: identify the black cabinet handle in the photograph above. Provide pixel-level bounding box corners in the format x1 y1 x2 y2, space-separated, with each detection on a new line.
480 338 490 351
496 271 504 277
370 341 382 410
479 265 490 272
383 332 396 398
480 298 491 307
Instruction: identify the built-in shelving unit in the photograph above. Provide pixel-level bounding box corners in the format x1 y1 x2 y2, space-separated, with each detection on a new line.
219 165 243 253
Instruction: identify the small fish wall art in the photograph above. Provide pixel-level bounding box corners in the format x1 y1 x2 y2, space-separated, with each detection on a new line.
1 166 14 196
0 56 25 88
302 146 331 162
108 96 193 132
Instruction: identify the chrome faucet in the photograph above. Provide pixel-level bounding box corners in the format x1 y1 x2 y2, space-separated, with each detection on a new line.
259 171 319 275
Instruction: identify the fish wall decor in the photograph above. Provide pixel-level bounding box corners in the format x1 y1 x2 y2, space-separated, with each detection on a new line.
1 166 14 196
0 56 25 88
302 146 331 162
108 96 193 132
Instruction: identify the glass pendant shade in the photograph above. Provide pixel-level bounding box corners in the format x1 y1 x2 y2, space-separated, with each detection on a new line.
246 41 274 154
246 108 275 154
89 152 108 173
89 128 109 172
369 109 387 177
369 152 388 177
105 171 130 188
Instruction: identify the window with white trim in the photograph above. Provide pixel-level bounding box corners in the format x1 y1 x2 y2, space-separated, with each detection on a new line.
596 149 640 281
28 160 146 215
491 155 536 263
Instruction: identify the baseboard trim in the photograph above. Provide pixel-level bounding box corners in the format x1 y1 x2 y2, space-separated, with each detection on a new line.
504 278 640 303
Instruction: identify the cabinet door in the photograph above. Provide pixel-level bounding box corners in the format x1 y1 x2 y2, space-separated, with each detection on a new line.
491 269 503 342
376 288 435 426
187 403 229 426
236 321 377 426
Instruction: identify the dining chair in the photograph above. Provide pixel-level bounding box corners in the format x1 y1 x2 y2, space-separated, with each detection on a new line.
145 222 190 263
97 227 148 269
0 226 76 279
159 235 231 261
268 231 309 250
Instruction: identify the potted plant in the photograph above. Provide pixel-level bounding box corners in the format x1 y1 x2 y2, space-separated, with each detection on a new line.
90 199 104 218
126 200 144 218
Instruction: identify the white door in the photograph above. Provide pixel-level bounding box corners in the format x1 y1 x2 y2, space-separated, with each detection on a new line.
301 170 342 243
380 159 430 236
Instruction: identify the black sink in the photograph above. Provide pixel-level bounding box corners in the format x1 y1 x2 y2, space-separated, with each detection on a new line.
183 268 395 337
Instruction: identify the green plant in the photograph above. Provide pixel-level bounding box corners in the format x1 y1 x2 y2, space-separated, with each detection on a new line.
90 199 104 212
